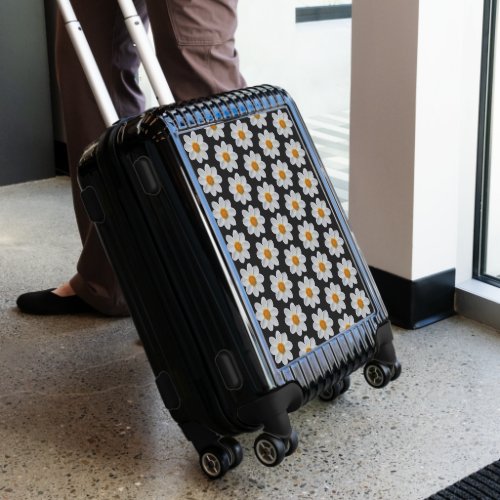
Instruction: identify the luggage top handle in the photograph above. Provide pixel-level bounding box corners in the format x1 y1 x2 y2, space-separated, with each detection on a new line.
57 0 172 127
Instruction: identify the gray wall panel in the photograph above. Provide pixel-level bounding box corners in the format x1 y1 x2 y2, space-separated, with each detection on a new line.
0 0 54 185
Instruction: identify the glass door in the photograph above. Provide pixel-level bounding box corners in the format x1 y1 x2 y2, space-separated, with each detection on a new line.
237 0 352 211
475 0 500 286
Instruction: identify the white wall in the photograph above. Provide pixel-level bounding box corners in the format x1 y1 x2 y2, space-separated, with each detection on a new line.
349 0 419 280
350 0 484 283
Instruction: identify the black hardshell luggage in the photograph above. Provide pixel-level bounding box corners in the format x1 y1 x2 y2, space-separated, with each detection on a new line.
78 85 401 477
61 0 401 479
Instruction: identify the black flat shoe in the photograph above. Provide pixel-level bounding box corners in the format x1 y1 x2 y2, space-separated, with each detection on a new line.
16 288 96 315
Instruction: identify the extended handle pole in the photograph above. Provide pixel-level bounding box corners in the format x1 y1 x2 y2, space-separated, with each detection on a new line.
117 0 172 106
57 0 119 127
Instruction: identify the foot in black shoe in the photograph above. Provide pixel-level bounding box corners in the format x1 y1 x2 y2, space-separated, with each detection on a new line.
16 289 97 315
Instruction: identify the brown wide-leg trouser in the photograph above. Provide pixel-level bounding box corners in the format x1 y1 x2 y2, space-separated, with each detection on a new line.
56 0 246 316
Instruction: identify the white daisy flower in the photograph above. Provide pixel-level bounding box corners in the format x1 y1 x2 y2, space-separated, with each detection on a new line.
197 165 222 196
226 230 250 263
250 112 267 129
311 252 333 282
298 336 317 356
269 332 293 365
271 160 293 189
337 258 358 288
298 170 319 197
257 182 280 212
205 123 224 140
350 289 371 318
325 283 346 314
285 191 306 220
240 264 264 297
298 277 320 308
285 139 306 167
256 238 280 269
271 214 293 244
312 309 334 340
270 271 293 303
259 131 280 159
324 229 345 258
338 313 355 332
298 222 319 250
311 199 331 227
243 152 266 181
255 298 279 331
285 303 307 336
214 141 238 172
230 120 254 150
229 173 252 204
272 110 293 138
183 131 208 163
211 197 236 229
285 245 307 276
242 205 265 237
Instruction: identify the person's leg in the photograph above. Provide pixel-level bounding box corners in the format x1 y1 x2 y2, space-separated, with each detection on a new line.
145 0 246 101
18 0 148 316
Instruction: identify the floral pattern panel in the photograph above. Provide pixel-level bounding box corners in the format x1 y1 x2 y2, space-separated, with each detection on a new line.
181 107 372 369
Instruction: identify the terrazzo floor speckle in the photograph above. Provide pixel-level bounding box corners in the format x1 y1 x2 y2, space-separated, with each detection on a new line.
1 178 500 499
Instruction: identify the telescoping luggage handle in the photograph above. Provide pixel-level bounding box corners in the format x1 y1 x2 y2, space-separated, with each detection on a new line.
57 0 172 127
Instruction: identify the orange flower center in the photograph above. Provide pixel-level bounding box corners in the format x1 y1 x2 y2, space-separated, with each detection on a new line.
220 208 228 219
265 192 273 203
344 268 351 278
236 184 244 194
332 293 339 304
292 256 300 266
305 178 312 188
265 139 273 149
357 299 365 309
192 142 201 153
319 319 327 330
251 161 260 171
250 216 258 227
238 130 246 140
331 238 338 248
210 125 217 130
264 249 272 259
279 170 286 180
234 242 243 252
206 175 214 186
318 208 325 218
279 119 287 129
305 287 313 298
278 281 286 292
292 200 299 210
249 275 257 286
278 224 286 234
305 231 313 241
292 314 300 325
222 152 230 162
263 309 271 320
306 346 312 353
292 148 299 158
319 262 326 272
277 342 286 354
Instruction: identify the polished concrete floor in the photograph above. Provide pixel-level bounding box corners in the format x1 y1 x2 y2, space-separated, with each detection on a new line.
1 178 500 500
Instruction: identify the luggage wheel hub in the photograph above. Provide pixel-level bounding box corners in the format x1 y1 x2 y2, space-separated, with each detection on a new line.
366 365 384 386
255 439 277 465
201 452 221 477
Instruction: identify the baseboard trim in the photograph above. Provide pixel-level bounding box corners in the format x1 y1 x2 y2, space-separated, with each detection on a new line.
370 267 456 330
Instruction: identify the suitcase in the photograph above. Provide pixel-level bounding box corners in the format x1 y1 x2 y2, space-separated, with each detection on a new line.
60 0 401 478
